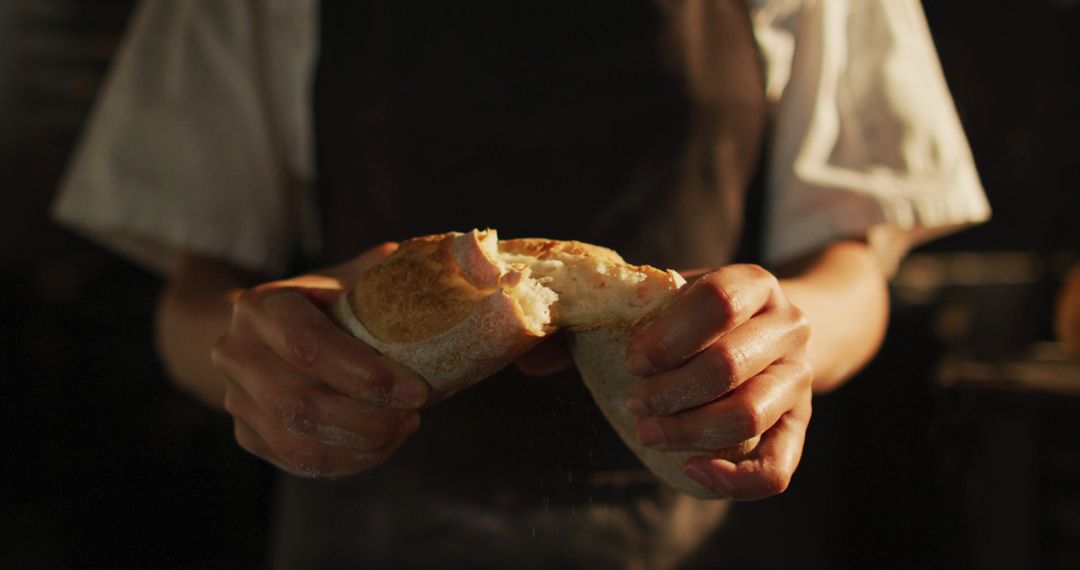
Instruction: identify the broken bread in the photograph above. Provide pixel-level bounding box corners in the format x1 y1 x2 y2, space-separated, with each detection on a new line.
333 229 754 499
333 229 680 397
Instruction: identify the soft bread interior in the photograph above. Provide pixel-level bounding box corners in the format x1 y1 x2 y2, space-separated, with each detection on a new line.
341 229 734 497
494 235 682 332
450 229 557 336
498 245 682 330
355 230 682 345
496 267 558 334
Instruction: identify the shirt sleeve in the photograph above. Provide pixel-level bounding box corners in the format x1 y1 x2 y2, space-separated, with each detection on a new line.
51 0 319 277
750 0 991 274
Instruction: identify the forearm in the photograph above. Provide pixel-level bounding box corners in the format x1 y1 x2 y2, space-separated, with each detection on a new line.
777 241 890 393
155 254 255 409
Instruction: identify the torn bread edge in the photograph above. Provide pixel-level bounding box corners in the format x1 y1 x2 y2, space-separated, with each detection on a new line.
333 228 754 499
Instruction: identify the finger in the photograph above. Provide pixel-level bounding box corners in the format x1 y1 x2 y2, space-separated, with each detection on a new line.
226 379 419 479
232 393 411 480
633 358 812 451
683 391 812 501
227 381 338 474
626 305 810 416
215 342 415 451
515 333 573 377
627 264 780 375
234 288 430 408
233 415 291 469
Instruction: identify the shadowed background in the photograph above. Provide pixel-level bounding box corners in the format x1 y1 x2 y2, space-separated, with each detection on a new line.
1 1 1078 568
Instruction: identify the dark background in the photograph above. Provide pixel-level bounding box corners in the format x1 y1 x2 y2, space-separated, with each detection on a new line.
2 1 1078 568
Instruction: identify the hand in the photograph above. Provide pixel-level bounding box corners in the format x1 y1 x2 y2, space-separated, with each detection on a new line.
211 243 432 478
624 264 813 500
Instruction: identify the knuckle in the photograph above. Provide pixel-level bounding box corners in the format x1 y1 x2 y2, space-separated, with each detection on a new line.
797 359 815 389
741 263 771 280
234 435 263 459
210 335 236 370
334 357 394 405
702 277 741 326
736 400 769 438
361 360 396 400
283 447 327 479
272 433 334 478
708 343 746 382
788 305 811 343
285 445 374 480
223 385 243 417
284 325 326 366
744 264 779 291
755 466 793 497
231 420 255 451
359 449 393 472
276 394 318 437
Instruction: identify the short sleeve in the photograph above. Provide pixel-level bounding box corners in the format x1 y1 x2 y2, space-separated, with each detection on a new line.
750 0 991 273
52 0 319 277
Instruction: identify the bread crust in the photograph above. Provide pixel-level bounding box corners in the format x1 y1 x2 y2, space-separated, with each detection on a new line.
336 231 549 397
352 232 483 344
336 229 756 496
335 291 543 399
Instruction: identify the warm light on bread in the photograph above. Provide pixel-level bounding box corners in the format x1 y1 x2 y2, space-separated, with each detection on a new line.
335 229 683 396
333 229 751 499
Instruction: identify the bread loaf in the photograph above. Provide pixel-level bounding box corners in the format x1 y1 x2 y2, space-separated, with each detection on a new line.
334 229 753 498
334 230 554 398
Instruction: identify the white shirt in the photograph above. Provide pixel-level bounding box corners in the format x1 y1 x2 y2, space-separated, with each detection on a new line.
53 0 990 277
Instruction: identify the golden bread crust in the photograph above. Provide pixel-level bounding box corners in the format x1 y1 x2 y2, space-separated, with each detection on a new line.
335 291 543 399
354 233 483 343
337 229 753 498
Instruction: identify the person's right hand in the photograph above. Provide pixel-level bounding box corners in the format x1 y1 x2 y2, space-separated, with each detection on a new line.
211 243 431 478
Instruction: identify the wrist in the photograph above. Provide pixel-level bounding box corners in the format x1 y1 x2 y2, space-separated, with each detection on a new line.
775 242 889 393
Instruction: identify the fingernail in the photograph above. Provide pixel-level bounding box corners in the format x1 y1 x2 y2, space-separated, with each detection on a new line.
392 378 428 408
684 464 714 490
636 420 666 447
625 397 650 416
627 352 655 376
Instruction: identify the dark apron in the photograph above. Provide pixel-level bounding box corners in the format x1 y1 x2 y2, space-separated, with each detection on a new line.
272 1 766 567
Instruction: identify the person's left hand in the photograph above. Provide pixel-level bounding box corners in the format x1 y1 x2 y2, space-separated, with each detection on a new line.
624 264 813 500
